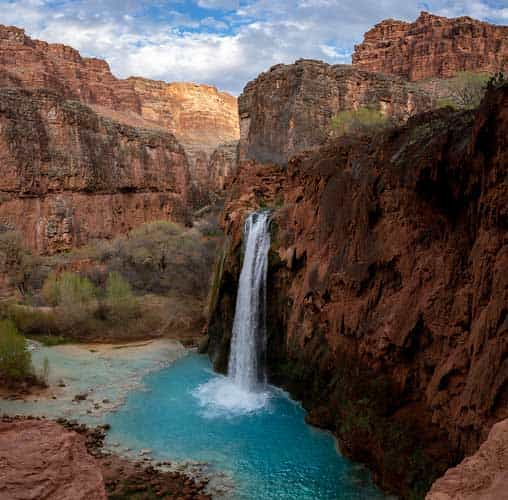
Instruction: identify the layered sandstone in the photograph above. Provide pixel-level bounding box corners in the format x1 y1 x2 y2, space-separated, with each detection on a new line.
0 88 190 253
0 419 107 500
207 84 508 497
353 12 508 81
427 419 508 500
128 78 240 204
0 24 239 200
0 25 140 112
239 59 432 165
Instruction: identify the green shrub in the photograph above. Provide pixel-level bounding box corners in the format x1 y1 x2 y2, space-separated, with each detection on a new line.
40 272 98 330
41 272 60 306
105 271 138 321
6 303 58 335
330 107 390 137
438 71 490 110
0 319 32 382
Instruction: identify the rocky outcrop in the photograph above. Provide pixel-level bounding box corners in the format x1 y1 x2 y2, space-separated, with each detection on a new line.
0 25 140 113
126 78 239 204
426 419 508 500
208 141 240 192
207 84 508 497
352 12 508 81
0 419 107 500
0 88 190 253
0 24 239 204
239 59 433 166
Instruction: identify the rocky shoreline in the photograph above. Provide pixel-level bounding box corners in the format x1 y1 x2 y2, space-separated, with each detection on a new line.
0 415 211 500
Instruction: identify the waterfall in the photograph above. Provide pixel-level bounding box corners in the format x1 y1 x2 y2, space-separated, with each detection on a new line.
194 211 271 417
228 211 271 391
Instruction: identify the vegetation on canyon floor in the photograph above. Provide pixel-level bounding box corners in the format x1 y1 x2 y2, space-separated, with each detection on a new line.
0 215 221 345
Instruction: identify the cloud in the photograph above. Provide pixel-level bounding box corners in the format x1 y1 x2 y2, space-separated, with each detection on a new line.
0 0 506 95
197 0 240 9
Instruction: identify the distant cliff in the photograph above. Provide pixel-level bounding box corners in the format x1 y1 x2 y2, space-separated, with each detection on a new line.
353 11 508 80
238 59 433 165
0 24 239 208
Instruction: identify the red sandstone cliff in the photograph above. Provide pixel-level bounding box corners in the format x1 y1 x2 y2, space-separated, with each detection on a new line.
128 78 239 204
239 59 433 165
207 83 508 497
0 24 239 202
0 88 190 254
352 11 508 80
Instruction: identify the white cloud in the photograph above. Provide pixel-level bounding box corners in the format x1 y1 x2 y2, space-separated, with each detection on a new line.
0 0 506 95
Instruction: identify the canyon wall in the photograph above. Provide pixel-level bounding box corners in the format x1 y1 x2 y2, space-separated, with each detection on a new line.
352 12 508 81
0 24 239 206
128 78 239 205
238 59 433 166
207 84 508 498
0 88 190 254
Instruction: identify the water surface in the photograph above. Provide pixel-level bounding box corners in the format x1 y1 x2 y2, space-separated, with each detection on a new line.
107 353 384 500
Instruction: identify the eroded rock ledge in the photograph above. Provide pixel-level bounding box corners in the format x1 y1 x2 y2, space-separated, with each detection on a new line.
0 88 190 254
426 419 508 500
207 84 508 498
239 59 433 166
352 11 508 80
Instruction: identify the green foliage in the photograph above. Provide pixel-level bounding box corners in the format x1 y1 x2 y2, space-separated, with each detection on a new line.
105 271 138 321
41 272 60 306
41 272 98 331
5 303 58 335
330 107 390 137
0 230 37 295
439 71 490 110
0 319 32 382
486 71 507 90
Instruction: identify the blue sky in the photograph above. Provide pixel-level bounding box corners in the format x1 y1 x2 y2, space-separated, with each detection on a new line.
2 0 507 94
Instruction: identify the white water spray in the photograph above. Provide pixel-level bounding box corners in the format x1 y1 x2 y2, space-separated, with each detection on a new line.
228 211 270 390
194 211 271 416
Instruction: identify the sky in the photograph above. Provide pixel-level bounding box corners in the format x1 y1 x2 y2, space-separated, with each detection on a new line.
2 0 507 95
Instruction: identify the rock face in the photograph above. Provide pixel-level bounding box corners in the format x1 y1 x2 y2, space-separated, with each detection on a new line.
128 78 239 205
0 25 140 112
426 419 508 500
0 24 239 208
0 88 190 253
0 419 107 500
239 59 432 166
207 84 508 497
352 12 508 81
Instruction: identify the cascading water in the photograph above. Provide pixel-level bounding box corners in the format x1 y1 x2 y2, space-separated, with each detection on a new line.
228 211 270 390
194 211 272 416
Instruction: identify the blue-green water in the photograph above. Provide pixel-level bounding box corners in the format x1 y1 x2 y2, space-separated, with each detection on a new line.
107 353 384 500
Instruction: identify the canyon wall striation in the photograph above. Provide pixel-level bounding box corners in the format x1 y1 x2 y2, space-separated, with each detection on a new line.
0 24 239 211
238 59 433 166
128 78 239 205
0 88 190 254
352 11 508 81
207 84 508 498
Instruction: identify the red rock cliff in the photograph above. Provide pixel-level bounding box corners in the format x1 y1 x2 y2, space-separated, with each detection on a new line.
0 24 239 202
239 59 433 165
0 88 190 254
352 12 508 80
128 78 239 205
207 84 508 498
